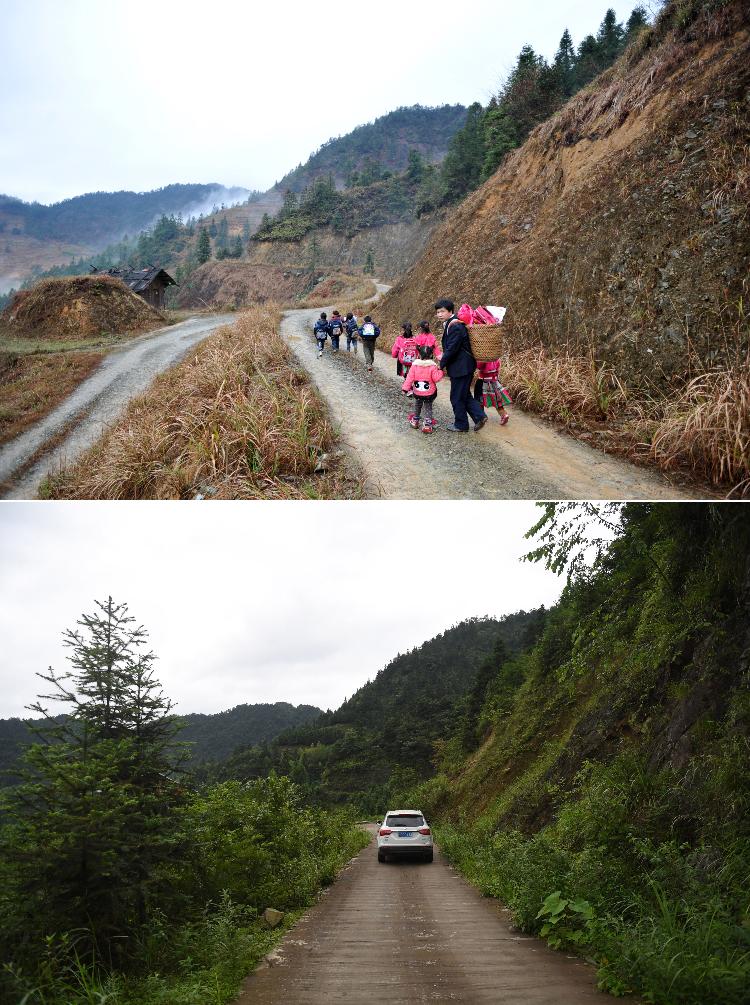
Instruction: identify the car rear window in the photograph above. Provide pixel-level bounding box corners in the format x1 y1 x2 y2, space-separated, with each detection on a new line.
386 813 424 827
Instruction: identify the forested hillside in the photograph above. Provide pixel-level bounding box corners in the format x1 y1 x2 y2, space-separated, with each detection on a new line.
403 503 750 1005
222 611 545 808
0 184 252 247
276 105 467 193
0 699 322 785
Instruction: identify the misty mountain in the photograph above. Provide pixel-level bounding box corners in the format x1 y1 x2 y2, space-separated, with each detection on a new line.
0 184 253 249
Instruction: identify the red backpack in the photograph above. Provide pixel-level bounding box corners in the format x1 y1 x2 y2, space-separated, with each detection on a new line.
400 337 419 367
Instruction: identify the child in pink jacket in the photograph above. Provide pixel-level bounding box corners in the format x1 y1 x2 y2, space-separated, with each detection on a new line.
474 358 510 425
402 343 444 433
391 322 420 379
415 321 442 362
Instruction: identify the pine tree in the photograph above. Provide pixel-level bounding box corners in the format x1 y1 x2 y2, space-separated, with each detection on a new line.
242 219 251 243
625 5 649 43
406 149 426 184
439 101 486 204
196 226 211 264
574 33 602 88
554 28 577 96
0 599 186 965
231 235 243 258
597 8 625 62
363 249 375 275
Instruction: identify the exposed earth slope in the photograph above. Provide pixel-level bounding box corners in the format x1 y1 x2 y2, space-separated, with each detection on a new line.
378 2 749 392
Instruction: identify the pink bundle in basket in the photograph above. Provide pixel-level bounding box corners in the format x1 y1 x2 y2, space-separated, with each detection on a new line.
457 303 506 325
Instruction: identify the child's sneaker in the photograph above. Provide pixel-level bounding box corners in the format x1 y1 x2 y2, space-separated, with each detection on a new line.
421 422 432 434
409 415 419 429
499 412 509 426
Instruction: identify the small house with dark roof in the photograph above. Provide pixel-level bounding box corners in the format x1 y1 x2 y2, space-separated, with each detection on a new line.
91 266 177 309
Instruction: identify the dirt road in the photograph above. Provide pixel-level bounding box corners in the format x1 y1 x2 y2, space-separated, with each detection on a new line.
237 825 610 1004
281 307 701 500
0 313 235 499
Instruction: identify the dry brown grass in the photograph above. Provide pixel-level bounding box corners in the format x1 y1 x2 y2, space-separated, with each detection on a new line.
502 347 627 423
636 367 750 496
2 275 164 340
0 350 104 445
44 305 361 500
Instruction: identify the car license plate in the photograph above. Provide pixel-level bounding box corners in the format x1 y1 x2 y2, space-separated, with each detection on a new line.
398 831 413 837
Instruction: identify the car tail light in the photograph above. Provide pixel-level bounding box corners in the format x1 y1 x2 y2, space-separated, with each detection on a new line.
418 827 431 835
379 827 392 836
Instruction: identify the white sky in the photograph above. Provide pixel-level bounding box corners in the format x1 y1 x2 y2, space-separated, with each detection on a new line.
0 502 564 721
1 0 646 204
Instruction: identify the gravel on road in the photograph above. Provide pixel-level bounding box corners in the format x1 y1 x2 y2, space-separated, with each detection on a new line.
281 308 697 500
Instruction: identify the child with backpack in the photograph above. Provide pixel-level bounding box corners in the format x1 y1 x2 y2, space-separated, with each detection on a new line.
415 321 442 362
473 357 511 425
391 322 420 379
402 343 444 434
329 310 344 352
313 312 331 357
345 312 359 353
358 315 381 371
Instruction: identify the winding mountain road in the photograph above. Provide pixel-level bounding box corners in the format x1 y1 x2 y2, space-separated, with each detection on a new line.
281 297 700 500
236 825 613 1004
0 313 234 498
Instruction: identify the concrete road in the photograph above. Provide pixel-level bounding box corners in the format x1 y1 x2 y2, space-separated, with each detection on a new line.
237 826 612 1004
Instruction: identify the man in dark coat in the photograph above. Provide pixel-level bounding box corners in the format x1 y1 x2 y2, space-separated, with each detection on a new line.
434 298 487 432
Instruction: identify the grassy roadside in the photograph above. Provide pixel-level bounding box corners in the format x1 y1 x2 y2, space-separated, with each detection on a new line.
4 788 372 1005
42 304 363 499
0 311 191 447
0 350 104 446
373 317 747 496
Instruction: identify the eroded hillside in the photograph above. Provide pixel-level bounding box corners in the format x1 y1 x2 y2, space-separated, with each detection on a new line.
379 1 749 392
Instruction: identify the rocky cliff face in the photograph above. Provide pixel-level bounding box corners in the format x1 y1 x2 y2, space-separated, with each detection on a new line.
378 2 749 393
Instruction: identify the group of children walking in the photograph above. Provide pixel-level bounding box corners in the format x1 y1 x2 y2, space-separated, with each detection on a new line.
312 310 509 435
313 310 381 370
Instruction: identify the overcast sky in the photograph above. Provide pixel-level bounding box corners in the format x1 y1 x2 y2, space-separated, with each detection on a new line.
0 502 565 721
1 0 647 204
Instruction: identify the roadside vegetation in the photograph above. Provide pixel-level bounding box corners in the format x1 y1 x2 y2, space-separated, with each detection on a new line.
398 503 750 1005
0 599 369 1005
0 349 103 447
42 305 362 499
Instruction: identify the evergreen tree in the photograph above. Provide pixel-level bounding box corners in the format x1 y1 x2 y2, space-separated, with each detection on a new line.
553 28 577 96
439 102 486 204
216 217 229 252
574 33 602 88
242 219 251 243
625 5 649 43
196 226 211 264
281 189 299 217
597 8 625 62
208 220 218 238
230 234 244 258
0 599 186 964
406 149 426 184
481 100 519 182
363 249 375 275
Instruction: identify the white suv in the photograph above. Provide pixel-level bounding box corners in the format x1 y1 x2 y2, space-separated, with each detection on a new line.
377 809 433 863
